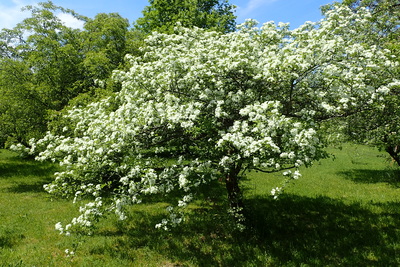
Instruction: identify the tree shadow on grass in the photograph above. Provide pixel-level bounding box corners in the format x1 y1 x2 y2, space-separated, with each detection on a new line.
338 168 400 188
0 226 25 249
0 156 57 193
246 195 400 266
94 194 400 266
7 180 54 193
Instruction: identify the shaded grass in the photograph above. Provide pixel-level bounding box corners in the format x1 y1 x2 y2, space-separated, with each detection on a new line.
246 195 400 266
339 169 400 187
0 150 58 193
0 144 399 266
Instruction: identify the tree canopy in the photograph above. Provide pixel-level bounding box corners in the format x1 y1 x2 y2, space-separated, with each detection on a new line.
0 2 134 147
13 3 397 234
134 0 237 34
0 1 85 146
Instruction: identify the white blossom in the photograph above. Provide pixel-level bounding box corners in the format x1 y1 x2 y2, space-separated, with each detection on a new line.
18 3 397 236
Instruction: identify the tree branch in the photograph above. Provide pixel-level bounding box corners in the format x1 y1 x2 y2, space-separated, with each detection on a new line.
253 165 296 174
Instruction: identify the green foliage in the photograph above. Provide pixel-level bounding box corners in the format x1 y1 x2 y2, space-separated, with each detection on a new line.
0 59 47 147
17 2 86 109
0 1 135 147
135 0 237 34
0 2 86 147
81 13 130 80
340 0 400 46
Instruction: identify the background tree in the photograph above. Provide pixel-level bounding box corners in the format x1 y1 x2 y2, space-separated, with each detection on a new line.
81 13 130 82
343 0 399 35
0 1 85 146
134 0 237 34
0 2 135 147
324 0 400 165
0 60 47 145
63 12 132 108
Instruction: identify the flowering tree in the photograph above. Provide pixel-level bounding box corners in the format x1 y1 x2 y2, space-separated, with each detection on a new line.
16 4 397 234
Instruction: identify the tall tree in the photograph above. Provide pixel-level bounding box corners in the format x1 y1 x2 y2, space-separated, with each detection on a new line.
63 12 132 108
0 1 85 146
134 0 236 34
0 1 134 146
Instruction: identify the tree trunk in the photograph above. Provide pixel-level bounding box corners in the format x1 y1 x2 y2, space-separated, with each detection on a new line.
225 173 244 210
386 145 400 166
225 162 244 211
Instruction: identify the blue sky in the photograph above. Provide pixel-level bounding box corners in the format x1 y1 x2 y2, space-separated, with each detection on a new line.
1 0 335 30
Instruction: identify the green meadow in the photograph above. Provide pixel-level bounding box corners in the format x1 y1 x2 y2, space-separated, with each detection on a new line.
0 144 399 266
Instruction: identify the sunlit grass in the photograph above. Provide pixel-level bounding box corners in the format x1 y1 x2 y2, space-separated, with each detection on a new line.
0 144 399 266
245 143 400 203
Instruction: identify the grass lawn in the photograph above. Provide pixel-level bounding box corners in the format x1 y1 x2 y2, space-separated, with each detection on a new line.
0 144 399 266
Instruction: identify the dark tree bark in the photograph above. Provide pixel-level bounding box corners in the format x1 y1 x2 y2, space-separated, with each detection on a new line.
225 162 244 211
386 145 400 166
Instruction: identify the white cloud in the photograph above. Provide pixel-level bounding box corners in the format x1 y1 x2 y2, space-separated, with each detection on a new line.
0 0 34 29
57 13 84 29
237 0 279 17
0 1 84 30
